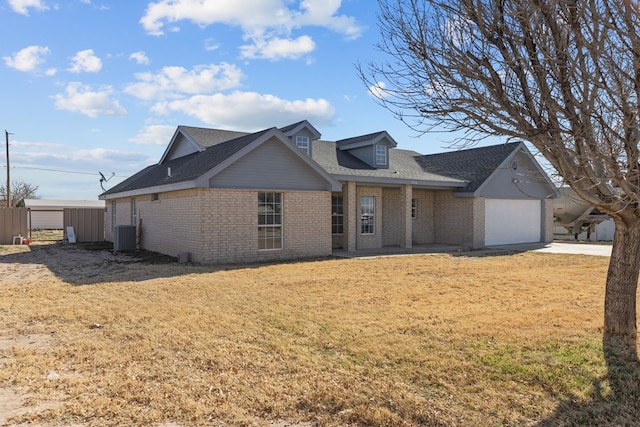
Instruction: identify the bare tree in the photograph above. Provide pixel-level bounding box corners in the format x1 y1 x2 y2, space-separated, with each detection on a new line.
0 180 39 207
360 0 640 370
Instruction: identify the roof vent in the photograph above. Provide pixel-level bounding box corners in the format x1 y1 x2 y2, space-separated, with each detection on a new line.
167 167 172 178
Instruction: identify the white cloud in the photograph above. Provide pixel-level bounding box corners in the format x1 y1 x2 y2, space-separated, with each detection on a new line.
11 144 148 170
68 49 102 73
124 63 243 100
368 81 390 99
71 148 146 163
129 51 150 65
140 1 287 36
153 91 335 131
204 38 219 51
7 0 49 15
3 45 50 72
53 82 127 118
79 0 110 10
240 35 315 60
296 0 363 40
129 125 176 145
11 140 66 150
139 0 363 60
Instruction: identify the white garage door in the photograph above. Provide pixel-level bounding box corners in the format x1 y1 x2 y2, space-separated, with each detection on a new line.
485 199 541 246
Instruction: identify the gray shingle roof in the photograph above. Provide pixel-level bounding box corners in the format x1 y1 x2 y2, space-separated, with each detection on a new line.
415 142 521 192
278 121 306 134
103 128 271 195
103 123 524 197
179 125 249 149
335 131 397 148
311 140 466 186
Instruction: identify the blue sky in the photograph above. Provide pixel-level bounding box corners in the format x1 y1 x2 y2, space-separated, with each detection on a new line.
1 0 472 200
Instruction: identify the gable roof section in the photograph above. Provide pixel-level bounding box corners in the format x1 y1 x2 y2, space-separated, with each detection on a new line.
279 120 321 140
417 142 555 196
193 128 340 190
336 131 398 150
102 121 555 199
159 125 249 163
312 140 467 188
101 128 341 199
415 142 523 193
181 126 248 149
103 130 269 197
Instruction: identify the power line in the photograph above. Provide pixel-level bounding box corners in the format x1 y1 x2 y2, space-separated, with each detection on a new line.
1 165 121 177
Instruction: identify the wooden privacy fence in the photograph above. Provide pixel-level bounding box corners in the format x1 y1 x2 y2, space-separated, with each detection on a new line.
0 208 28 244
63 208 105 243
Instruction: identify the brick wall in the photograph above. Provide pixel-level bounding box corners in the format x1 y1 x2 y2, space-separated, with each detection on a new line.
543 198 554 243
412 190 435 244
136 189 204 258
472 197 486 248
380 185 412 248
199 189 331 264
434 192 477 246
107 188 332 264
382 188 401 246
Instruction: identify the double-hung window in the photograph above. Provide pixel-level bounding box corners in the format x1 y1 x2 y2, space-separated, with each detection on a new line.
360 196 375 234
258 192 283 250
375 145 387 166
331 196 344 234
295 136 310 155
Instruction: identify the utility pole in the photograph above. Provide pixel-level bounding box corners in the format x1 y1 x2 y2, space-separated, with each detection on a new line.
5 130 10 208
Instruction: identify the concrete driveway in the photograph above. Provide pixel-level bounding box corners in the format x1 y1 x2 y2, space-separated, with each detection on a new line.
491 241 613 257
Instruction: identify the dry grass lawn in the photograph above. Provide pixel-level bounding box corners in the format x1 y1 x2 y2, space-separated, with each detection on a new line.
0 243 638 426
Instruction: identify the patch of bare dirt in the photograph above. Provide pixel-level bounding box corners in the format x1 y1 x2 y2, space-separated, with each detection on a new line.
0 242 181 286
0 333 66 426
0 334 52 352
0 387 67 426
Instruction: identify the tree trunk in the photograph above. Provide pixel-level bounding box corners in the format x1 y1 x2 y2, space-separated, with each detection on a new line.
603 217 640 394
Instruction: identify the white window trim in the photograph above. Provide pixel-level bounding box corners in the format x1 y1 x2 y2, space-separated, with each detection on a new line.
360 196 375 235
332 195 344 235
295 136 310 155
258 192 283 251
375 145 387 165
130 198 137 226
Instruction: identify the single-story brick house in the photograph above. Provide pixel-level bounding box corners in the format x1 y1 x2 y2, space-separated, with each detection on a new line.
99 121 556 263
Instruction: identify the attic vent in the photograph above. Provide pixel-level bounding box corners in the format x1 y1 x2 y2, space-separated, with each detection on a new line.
167 167 172 177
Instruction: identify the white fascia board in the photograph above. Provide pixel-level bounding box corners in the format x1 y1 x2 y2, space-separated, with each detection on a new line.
98 181 196 200
331 174 466 189
158 127 203 164
284 120 322 140
157 127 181 164
338 132 398 151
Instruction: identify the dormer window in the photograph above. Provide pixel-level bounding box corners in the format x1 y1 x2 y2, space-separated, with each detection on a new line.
375 145 387 166
295 136 310 155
